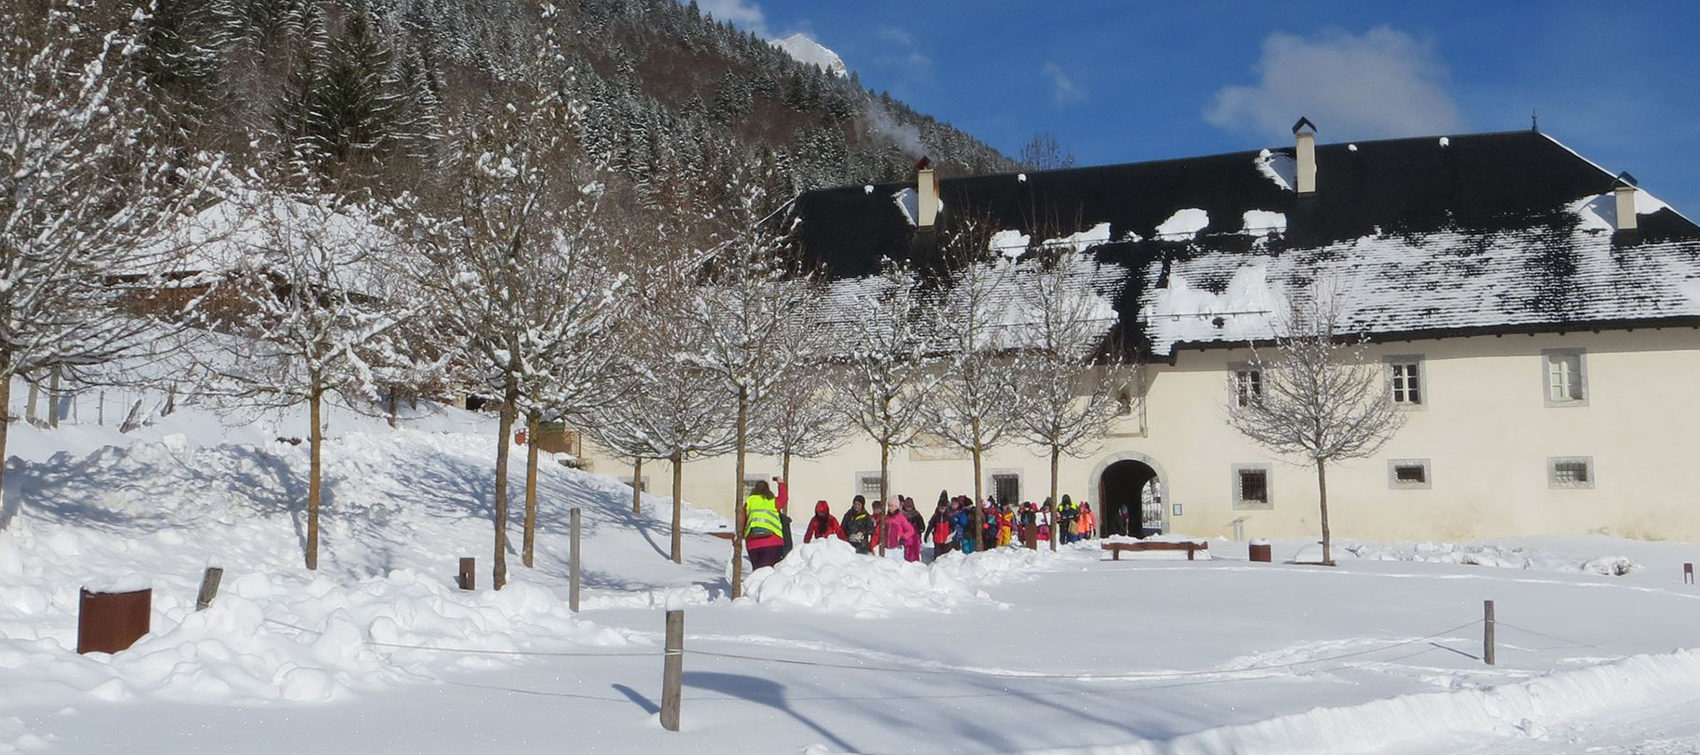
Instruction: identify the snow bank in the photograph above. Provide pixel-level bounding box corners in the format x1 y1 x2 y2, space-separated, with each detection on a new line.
740 539 1078 618
1341 541 1640 576
1079 649 1700 754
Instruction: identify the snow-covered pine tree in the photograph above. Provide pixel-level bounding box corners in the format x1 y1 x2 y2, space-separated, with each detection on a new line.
0 0 216 529
135 0 237 147
1008 250 1131 547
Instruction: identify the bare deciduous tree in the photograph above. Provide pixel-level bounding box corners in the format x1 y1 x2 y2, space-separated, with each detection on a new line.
1009 250 1130 549
408 68 625 589
679 181 816 597
1225 288 1404 566
1 2 214 525
1018 132 1075 171
192 176 419 570
923 215 1021 542
577 258 736 564
826 259 937 553
749 314 850 490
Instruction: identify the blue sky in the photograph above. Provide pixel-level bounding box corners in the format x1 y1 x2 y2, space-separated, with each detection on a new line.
698 0 1700 217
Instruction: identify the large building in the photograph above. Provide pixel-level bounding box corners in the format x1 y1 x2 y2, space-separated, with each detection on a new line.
582 124 1700 543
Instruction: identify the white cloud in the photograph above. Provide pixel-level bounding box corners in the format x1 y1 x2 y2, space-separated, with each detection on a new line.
1205 27 1463 141
1041 62 1085 106
694 0 769 38
875 26 933 71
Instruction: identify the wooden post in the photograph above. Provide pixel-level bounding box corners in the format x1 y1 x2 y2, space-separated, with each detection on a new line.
569 508 582 613
195 567 223 611
1483 600 1496 666
458 557 476 590
1685 563 1694 585
98 390 105 426
660 609 684 732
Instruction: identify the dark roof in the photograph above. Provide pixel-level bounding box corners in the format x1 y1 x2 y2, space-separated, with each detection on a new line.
795 130 1698 278
792 130 1700 357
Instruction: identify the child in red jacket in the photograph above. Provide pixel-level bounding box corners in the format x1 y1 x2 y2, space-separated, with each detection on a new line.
803 500 844 542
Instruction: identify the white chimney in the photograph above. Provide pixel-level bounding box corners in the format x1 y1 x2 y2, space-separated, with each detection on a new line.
1293 117 1317 195
917 158 940 227
1614 172 1638 232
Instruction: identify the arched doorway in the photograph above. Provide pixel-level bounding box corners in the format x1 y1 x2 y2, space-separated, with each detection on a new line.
1091 453 1166 537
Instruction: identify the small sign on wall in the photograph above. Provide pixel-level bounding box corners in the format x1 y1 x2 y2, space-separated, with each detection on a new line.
1172 503 1183 517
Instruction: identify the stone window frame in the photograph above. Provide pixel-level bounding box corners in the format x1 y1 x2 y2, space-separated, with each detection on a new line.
1232 463 1273 510
1387 459 1432 490
1542 349 1588 408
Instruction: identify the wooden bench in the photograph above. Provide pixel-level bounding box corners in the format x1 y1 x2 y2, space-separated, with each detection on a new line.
1102 540 1208 561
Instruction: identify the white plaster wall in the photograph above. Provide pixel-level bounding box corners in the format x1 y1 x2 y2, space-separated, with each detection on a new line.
578 328 1700 542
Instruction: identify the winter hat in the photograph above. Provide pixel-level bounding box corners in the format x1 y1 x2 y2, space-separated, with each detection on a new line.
815 500 831 515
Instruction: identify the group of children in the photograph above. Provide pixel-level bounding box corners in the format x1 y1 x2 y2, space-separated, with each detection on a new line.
794 491 1098 563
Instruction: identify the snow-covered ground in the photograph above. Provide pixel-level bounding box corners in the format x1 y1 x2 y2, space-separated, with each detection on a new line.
4 398 1700 753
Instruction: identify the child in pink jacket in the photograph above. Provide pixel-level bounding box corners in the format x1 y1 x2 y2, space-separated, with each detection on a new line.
883 498 921 562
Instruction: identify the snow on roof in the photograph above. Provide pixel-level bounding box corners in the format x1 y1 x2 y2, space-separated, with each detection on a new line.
1241 210 1287 237
1143 226 1700 356
893 187 918 225
1155 208 1209 239
142 192 400 295
1039 222 1111 254
1255 149 1296 191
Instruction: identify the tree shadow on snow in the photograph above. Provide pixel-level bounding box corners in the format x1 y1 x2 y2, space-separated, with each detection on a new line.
683 671 854 751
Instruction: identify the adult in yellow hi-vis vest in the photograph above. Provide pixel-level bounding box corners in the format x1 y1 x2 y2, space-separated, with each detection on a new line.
743 480 786 570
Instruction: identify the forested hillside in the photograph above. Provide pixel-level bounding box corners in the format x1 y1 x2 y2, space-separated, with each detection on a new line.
119 0 1012 205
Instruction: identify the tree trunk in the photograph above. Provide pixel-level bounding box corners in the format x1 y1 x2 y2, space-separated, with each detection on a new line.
0 374 12 531
877 440 890 557
971 418 984 550
781 451 791 510
631 457 644 515
1316 459 1334 566
730 385 748 598
1049 447 1060 552
306 387 323 570
492 385 519 590
670 450 683 564
387 385 398 429
522 410 540 569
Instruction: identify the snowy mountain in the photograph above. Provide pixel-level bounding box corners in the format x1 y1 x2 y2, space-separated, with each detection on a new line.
773 33 848 77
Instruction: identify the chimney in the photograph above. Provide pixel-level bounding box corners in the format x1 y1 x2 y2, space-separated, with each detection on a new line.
1613 172 1638 232
916 156 940 228
1293 117 1317 195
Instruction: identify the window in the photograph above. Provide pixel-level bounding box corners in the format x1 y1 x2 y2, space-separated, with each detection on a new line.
1543 349 1587 406
1233 464 1272 509
1548 457 1595 489
621 476 650 493
1387 357 1424 406
856 473 884 501
1387 459 1431 489
991 473 1021 507
1233 366 1264 407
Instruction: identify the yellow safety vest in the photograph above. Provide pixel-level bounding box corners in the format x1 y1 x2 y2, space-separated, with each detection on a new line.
744 495 783 538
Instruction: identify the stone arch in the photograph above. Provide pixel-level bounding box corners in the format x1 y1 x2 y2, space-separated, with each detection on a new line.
1089 451 1170 536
